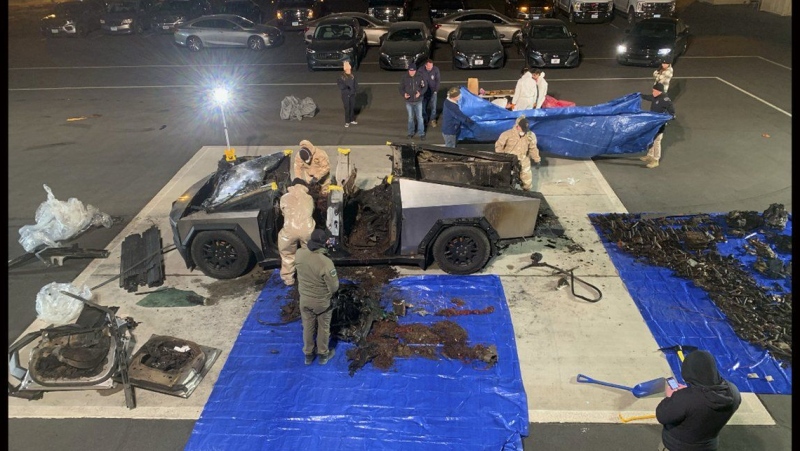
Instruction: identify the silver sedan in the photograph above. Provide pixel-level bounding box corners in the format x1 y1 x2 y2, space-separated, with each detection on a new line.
174 14 283 51
304 12 390 46
432 9 525 44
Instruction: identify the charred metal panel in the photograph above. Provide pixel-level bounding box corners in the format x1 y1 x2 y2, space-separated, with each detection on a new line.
398 179 540 254
120 225 165 293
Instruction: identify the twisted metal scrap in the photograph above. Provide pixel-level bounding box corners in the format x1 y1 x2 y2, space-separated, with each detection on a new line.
590 213 792 366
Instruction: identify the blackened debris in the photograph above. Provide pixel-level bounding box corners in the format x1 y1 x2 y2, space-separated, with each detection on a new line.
590 212 792 366
343 183 394 257
762 203 789 229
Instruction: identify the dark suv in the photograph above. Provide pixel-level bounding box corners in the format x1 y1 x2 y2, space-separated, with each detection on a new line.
428 0 466 21
147 0 212 33
100 0 156 34
275 0 323 30
306 16 367 71
505 0 555 20
367 0 409 22
40 0 106 37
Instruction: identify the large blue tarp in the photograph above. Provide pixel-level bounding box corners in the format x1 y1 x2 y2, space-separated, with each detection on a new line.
457 87 672 158
591 214 792 394
186 272 529 450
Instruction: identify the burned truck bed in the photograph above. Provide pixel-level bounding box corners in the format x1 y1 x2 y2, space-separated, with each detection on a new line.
169 143 549 279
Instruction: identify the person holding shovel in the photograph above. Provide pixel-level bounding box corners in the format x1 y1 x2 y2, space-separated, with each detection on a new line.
655 350 741 451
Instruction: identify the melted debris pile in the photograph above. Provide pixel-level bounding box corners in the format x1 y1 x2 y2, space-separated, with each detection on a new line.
343 182 394 257
590 204 792 366
138 337 200 372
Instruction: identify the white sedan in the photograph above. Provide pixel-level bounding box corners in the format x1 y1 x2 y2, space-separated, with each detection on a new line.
304 12 390 46
432 9 525 44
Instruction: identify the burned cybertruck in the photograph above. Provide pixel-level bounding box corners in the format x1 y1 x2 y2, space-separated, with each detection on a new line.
169 143 545 279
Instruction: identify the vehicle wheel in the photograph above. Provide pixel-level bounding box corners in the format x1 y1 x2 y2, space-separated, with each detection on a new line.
432 226 491 275
187 36 203 52
248 36 264 50
447 32 456 44
134 21 143 34
627 7 636 25
190 230 253 279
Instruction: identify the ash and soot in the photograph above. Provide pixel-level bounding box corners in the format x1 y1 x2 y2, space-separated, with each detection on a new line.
590 204 792 367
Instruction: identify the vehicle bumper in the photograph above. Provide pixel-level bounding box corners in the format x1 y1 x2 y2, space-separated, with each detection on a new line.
152 22 179 33
41 24 79 37
101 24 134 34
379 54 424 70
453 53 504 69
307 55 357 69
616 53 661 66
514 11 554 19
527 52 580 68
634 10 676 20
571 11 612 23
277 18 310 29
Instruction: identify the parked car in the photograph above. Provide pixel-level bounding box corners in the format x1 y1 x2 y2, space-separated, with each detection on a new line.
306 16 367 71
432 9 524 45
219 0 264 24
100 0 156 35
305 12 389 46
275 0 322 30
367 0 409 22
505 0 555 20
148 0 212 33
616 17 688 66
516 18 580 68
451 20 505 69
169 143 544 279
174 14 283 51
428 0 466 21
379 21 432 70
555 0 613 23
40 0 106 38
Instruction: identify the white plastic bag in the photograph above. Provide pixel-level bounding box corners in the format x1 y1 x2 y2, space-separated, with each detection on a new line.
18 184 114 253
35 282 91 325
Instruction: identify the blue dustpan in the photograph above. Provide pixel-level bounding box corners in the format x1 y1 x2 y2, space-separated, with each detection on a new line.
577 373 666 398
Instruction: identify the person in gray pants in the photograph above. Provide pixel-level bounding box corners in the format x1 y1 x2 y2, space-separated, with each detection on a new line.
295 229 340 365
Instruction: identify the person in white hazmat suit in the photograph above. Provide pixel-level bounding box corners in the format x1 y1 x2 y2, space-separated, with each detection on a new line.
511 67 536 111
278 178 316 286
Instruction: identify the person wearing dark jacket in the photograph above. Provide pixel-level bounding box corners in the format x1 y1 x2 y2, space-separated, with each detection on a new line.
295 229 340 366
398 64 427 139
418 59 441 128
337 61 358 127
441 87 474 147
639 82 676 169
656 350 741 451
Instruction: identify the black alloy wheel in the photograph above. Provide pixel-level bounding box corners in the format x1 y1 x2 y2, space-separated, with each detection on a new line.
432 226 491 275
190 230 254 279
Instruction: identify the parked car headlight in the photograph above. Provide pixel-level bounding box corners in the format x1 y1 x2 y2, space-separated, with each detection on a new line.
306 48 315 53
414 52 425 59
616 44 627 54
367 7 374 14
397 9 404 17
492 50 502 57
65 20 75 26
670 3 675 11
121 18 133 24
381 52 389 58
430 8 438 13
276 11 283 19
573 2 581 12
455 51 466 58
658 48 671 55
529 50 542 56
519 6 528 12
306 9 313 18
342 47 353 53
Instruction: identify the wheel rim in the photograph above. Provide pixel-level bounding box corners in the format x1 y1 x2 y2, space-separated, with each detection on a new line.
188 37 201 51
200 238 240 271
442 235 480 268
249 37 263 50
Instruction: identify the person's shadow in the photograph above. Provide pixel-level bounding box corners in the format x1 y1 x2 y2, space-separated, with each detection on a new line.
355 87 371 116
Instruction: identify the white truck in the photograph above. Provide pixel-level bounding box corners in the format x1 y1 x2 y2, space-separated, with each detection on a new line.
613 0 676 24
554 0 614 24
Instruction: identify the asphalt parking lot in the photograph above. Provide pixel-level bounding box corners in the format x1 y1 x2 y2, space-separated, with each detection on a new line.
7 0 791 449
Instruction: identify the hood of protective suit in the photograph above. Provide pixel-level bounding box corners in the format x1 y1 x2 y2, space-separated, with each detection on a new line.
299 139 317 154
681 350 738 411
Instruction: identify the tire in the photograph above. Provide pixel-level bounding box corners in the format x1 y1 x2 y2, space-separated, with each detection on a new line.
432 226 491 275
627 7 636 25
187 36 203 52
190 230 253 279
248 36 264 51
447 32 456 44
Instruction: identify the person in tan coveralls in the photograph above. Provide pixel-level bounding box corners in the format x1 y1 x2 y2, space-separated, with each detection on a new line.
494 116 541 191
295 229 340 366
278 178 316 286
294 140 331 195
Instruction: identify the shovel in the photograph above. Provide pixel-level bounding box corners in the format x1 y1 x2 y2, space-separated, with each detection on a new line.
576 373 665 398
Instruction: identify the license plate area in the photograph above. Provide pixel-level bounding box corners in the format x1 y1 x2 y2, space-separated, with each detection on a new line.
162 25 170 30
475 58 483 65
653 14 661 18
292 21 299 26
51 29 59 33
110 26 118 31
591 13 598 18
551 58 560 64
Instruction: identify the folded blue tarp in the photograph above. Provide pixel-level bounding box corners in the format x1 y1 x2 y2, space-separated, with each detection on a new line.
186 272 529 450
457 87 672 158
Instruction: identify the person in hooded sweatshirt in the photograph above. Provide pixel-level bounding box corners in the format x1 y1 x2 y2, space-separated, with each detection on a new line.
656 350 741 451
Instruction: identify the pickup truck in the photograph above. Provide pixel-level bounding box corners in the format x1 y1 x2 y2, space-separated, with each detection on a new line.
613 0 675 24
169 143 546 279
554 0 613 23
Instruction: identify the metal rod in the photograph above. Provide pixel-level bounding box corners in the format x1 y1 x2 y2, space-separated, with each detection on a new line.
220 105 231 151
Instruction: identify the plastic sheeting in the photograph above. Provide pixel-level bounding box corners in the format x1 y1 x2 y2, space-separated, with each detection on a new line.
456 87 672 158
591 214 792 394
186 272 529 450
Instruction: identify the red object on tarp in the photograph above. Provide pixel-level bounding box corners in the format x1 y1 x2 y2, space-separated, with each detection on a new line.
542 95 576 108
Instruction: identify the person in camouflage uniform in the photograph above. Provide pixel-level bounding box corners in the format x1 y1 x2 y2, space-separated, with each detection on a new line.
494 116 541 190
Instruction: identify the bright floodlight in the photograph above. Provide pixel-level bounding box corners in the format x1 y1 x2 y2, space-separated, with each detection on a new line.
212 87 229 105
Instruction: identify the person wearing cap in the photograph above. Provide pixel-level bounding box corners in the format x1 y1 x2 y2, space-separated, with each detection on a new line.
494 116 541 191
511 67 536 111
531 68 548 109
295 229 340 365
398 63 427 140
295 140 331 195
278 178 316 286
639 82 676 169
337 61 358 128
441 87 475 148
656 350 741 451
653 56 674 93
417 59 441 128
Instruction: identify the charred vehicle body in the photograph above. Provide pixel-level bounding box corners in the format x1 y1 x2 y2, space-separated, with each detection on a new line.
169 144 545 279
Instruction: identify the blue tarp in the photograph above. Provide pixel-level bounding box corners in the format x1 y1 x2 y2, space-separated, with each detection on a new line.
591 214 792 394
186 272 529 450
457 87 672 158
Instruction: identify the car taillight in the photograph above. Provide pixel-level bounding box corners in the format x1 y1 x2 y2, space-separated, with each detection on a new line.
433 24 441 30
304 26 309 33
